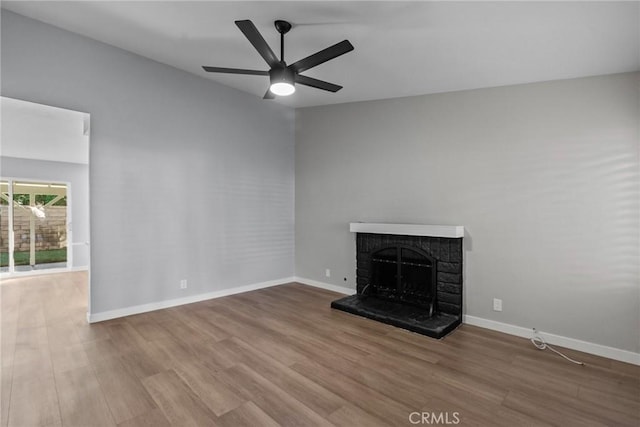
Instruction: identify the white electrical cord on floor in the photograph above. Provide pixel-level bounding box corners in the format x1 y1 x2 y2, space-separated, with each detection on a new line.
531 329 585 366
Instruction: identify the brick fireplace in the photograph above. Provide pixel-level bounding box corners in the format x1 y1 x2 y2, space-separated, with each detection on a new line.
331 223 464 339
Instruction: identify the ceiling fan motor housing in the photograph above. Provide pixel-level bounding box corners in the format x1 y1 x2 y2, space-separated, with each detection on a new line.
269 66 295 87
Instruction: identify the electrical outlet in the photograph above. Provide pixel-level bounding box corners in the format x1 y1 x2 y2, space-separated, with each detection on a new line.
180 279 187 289
493 298 502 312
325 269 331 278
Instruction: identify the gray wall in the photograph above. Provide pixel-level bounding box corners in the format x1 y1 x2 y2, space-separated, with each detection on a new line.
296 73 640 353
1 11 295 314
0 156 90 268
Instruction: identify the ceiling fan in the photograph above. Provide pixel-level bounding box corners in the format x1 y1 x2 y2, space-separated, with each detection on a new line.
202 20 354 99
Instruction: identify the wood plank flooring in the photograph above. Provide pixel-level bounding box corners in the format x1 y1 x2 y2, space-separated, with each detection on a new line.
1 272 638 426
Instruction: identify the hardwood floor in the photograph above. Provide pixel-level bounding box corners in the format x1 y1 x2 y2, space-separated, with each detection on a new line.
1 272 638 426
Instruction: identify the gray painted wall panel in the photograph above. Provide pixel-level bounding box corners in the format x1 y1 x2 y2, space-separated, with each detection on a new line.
1 11 295 314
295 73 640 352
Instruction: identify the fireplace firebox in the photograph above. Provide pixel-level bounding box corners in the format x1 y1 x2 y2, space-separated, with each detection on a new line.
368 246 436 316
331 223 464 339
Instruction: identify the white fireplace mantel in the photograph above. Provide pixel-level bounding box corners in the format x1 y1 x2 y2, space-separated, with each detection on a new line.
349 222 464 238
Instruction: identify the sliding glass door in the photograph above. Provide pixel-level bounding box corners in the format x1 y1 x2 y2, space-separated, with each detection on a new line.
1 181 9 272
1 178 69 274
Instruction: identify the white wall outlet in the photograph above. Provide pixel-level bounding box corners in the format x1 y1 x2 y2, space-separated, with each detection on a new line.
325 269 331 278
180 279 187 289
493 298 502 312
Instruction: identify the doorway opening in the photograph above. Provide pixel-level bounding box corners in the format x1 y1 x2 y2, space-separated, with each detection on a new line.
0 96 90 315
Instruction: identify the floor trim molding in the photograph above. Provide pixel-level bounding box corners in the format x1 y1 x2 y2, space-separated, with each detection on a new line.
88 274 638 365
1 266 88 281
463 315 640 366
292 277 639 365
88 276 295 323
293 276 356 295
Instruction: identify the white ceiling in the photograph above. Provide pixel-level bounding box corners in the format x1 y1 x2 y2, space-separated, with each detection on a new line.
1 97 89 165
3 1 639 108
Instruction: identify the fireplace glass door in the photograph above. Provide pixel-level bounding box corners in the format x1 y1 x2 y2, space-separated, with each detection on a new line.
371 246 436 311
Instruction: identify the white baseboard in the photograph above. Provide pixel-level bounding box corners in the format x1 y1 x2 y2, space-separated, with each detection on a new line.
293 278 640 365
86 274 638 365
293 276 356 295
463 315 640 366
88 276 295 323
1 266 88 281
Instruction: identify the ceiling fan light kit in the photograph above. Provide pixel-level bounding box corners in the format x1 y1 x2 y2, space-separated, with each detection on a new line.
202 19 354 99
269 66 296 96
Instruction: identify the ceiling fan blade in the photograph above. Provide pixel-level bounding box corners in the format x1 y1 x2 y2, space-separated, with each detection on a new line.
289 40 354 73
263 89 275 99
295 75 342 92
235 20 279 68
202 66 268 76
